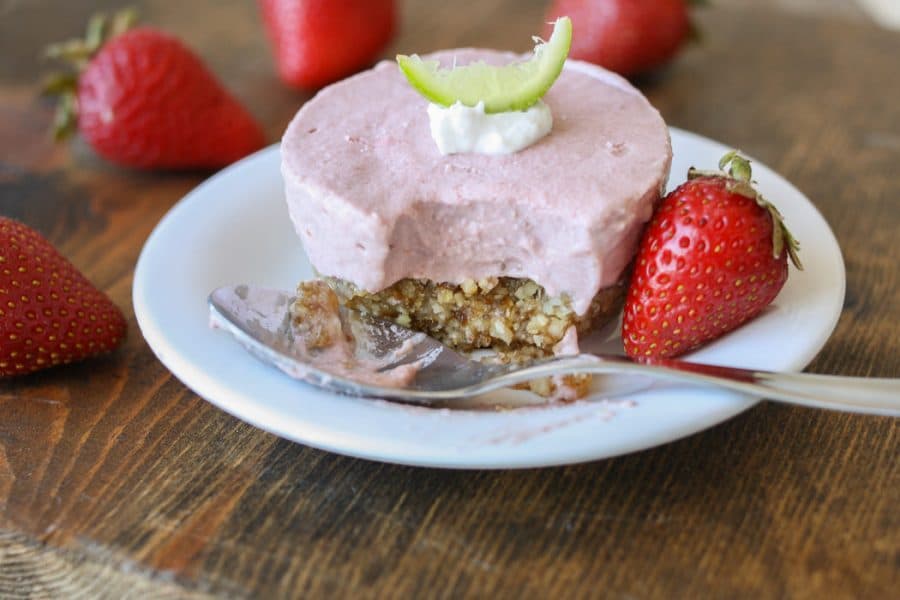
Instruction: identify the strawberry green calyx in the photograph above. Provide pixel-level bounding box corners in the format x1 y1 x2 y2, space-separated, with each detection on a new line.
45 9 137 66
688 151 802 270
42 9 138 140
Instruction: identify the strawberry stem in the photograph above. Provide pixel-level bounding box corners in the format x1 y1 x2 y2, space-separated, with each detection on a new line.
719 151 753 182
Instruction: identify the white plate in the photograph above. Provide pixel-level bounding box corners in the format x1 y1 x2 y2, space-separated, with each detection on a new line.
133 129 845 469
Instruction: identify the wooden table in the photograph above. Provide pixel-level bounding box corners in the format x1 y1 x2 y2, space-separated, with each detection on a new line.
1 1 897 597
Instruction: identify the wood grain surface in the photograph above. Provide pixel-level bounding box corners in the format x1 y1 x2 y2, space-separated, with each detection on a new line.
1 1 898 598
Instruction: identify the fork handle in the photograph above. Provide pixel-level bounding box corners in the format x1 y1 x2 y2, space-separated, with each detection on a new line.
534 355 900 416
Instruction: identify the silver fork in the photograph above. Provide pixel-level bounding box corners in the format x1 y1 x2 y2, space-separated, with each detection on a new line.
209 285 900 416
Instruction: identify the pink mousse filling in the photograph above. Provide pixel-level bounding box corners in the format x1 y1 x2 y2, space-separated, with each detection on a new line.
281 49 672 315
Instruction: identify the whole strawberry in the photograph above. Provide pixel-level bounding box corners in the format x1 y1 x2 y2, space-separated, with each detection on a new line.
259 0 396 89
545 0 691 77
622 152 802 361
0 218 127 377
45 11 265 170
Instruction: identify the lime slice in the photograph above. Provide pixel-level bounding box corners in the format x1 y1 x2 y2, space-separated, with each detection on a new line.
396 17 572 113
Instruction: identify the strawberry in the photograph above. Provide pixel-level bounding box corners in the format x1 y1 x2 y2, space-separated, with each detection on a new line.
622 152 802 361
258 0 396 89
0 218 127 377
545 0 692 77
44 10 265 170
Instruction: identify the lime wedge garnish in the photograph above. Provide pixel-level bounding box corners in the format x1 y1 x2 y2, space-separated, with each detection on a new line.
396 17 572 113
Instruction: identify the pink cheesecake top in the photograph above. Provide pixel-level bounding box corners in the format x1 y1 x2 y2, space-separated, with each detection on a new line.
281 49 672 315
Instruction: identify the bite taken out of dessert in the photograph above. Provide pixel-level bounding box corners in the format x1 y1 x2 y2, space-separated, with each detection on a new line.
278 17 798 400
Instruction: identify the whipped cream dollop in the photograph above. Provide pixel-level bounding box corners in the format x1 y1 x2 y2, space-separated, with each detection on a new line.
427 100 552 155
